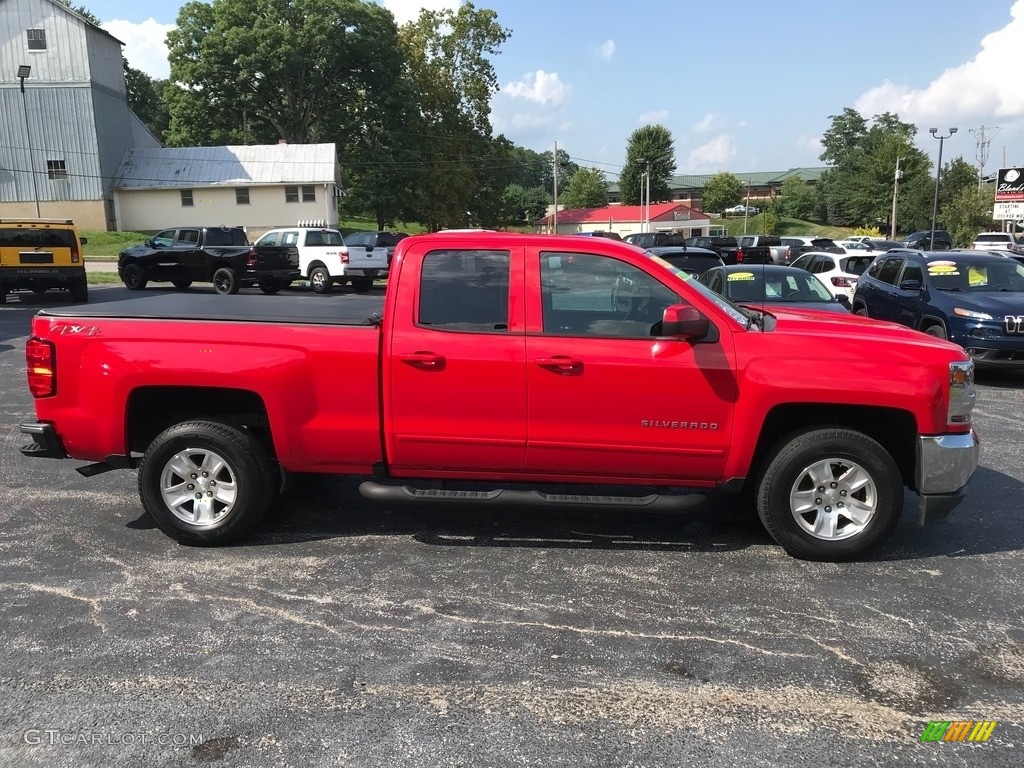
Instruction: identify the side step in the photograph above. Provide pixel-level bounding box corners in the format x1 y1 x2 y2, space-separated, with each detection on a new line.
358 481 704 512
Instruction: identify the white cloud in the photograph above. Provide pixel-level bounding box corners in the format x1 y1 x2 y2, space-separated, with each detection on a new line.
693 114 715 133
686 134 736 171
801 135 824 154
597 40 615 60
855 0 1024 123
381 0 462 25
638 110 669 124
503 70 569 107
102 19 175 80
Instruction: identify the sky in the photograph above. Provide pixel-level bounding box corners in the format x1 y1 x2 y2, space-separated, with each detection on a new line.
86 0 1024 182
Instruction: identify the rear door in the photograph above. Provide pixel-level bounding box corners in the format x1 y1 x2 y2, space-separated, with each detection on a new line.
383 243 528 473
523 247 736 482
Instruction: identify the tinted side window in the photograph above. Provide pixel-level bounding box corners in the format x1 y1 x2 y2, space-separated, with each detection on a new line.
152 230 175 247
256 232 280 247
177 229 200 245
900 261 924 286
875 258 903 285
418 250 509 332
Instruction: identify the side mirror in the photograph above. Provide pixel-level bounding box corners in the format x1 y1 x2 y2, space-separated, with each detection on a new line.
662 304 709 339
899 279 923 292
79 236 88 245
836 294 852 308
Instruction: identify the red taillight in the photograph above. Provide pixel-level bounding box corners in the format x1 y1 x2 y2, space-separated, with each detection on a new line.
70 240 81 264
340 247 349 264
26 337 55 397
247 248 258 267
736 248 744 262
831 276 855 287
784 246 791 262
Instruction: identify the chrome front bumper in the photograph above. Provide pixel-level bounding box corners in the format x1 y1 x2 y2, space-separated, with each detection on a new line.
915 431 980 525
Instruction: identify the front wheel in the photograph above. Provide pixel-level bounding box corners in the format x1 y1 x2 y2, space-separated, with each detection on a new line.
213 267 240 295
925 324 947 340
755 428 903 561
137 421 276 546
122 263 148 290
853 306 869 317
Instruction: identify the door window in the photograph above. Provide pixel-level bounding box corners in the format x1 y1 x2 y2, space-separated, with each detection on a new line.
256 232 280 247
874 257 903 285
418 250 510 332
177 229 200 246
152 230 175 247
540 252 680 338
899 261 924 287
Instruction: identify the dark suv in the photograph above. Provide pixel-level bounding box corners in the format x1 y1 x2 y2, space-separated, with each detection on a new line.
623 232 687 248
902 230 952 250
851 249 1024 367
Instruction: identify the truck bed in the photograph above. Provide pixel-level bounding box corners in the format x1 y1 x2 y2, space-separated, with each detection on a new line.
37 290 386 326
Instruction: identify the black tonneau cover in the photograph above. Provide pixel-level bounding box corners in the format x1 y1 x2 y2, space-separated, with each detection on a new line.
36 291 386 327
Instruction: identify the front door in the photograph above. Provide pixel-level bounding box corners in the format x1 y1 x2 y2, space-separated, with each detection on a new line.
384 245 528 474
524 249 737 483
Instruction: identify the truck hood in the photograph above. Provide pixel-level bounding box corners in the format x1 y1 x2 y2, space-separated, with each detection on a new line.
762 307 968 358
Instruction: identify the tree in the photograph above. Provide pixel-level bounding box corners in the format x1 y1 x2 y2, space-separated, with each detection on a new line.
942 186 993 247
701 172 744 214
543 147 579 198
55 0 102 24
124 60 170 141
500 184 549 228
779 177 818 220
560 168 608 209
620 125 676 205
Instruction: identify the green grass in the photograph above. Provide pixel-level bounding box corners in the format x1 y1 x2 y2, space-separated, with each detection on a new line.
717 215 855 239
81 230 149 258
86 272 123 284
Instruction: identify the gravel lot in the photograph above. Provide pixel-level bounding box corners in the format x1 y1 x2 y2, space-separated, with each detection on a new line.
1 286 1022 767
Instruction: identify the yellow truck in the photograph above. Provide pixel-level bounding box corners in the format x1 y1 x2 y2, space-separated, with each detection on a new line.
0 218 88 303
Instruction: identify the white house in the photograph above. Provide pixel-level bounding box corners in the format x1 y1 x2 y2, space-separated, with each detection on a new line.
112 143 341 235
0 0 161 228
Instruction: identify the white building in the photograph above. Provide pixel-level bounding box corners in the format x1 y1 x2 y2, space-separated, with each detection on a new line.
113 143 341 235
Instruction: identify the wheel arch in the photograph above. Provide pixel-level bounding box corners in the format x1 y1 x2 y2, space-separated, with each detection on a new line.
918 313 947 334
306 260 328 277
126 386 276 459
748 404 918 491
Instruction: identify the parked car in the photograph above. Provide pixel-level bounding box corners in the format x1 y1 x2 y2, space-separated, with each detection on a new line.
0 217 88 303
574 231 623 241
342 231 408 288
780 236 846 258
698 264 851 313
851 250 1024 367
971 231 1023 253
724 205 759 215
684 236 772 265
789 251 872 303
622 232 687 248
644 246 724 277
863 239 905 253
902 230 953 250
737 235 790 264
118 226 299 295
255 227 356 294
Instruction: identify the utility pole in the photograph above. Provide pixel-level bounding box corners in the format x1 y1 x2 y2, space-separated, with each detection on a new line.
890 156 903 240
644 161 651 233
970 125 998 190
552 141 558 233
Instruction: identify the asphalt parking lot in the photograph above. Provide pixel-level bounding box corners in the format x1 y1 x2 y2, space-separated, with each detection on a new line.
1 285 1023 767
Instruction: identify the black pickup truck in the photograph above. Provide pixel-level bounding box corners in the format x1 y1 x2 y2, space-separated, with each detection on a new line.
118 226 300 295
684 235 772 265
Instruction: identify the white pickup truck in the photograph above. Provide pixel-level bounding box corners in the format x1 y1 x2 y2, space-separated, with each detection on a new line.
253 227 388 293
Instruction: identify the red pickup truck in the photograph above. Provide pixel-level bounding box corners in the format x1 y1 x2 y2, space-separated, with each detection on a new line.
20 232 980 561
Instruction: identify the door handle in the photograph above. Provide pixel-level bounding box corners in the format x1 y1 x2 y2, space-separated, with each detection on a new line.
535 356 583 374
398 351 446 369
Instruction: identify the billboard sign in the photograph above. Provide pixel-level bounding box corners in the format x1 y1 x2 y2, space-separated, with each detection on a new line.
995 168 1024 201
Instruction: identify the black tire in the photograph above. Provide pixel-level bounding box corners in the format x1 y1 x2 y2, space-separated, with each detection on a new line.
854 306 869 317
309 266 332 294
924 324 947 340
351 277 373 293
0 285 6 304
122 263 148 290
137 421 276 546
70 280 88 303
32 287 49 295
258 280 282 295
755 428 903 561
172 280 193 290
213 267 240 295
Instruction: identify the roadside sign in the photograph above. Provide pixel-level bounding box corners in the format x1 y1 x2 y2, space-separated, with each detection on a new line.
995 168 1024 201
993 201 1024 220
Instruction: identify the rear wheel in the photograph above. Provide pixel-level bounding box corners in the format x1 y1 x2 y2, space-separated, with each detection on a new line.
137 421 275 546
213 267 240 295
755 428 903 561
122 263 148 290
309 266 332 294
172 280 193 290
0 285 6 304
351 277 373 293
70 280 88 303
258 280 282 295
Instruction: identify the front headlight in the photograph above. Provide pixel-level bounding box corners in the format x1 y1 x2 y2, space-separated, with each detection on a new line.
953 307 993 321
948 360 976 426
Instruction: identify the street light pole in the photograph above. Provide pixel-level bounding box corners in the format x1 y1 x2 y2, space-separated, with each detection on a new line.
929 127 957 249
890 156 903 240
17 64 41 218
644 162 651 233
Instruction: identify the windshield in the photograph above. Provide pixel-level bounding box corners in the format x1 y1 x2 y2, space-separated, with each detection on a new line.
650 256 749 327
928 259 1024 291
725 270 834 303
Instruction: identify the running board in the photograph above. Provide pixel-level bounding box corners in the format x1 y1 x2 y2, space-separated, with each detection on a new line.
358 481 704 511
